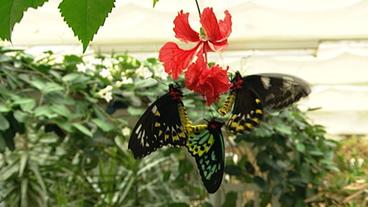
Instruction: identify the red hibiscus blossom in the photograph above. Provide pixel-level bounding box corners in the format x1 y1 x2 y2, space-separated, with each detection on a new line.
185 55 231 105
159 7 232 80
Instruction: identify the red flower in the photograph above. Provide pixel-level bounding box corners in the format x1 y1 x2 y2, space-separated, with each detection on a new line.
159 8 232 80
185 55 231 105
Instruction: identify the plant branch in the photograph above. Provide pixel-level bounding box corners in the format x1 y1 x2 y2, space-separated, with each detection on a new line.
195 0 201 17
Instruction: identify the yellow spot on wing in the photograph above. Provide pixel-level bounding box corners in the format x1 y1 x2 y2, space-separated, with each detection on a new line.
252 118 260 124
246 123 253 129
255 109 263 114
154 122 161 127
255 98 261 104
155 111 160 116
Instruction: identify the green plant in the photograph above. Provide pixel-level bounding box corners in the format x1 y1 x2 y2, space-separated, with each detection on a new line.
0 47 338 206
0 0 161 51
224 107 338 207
0 47 205 206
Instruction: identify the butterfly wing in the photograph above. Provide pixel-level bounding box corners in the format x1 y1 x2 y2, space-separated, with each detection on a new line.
227 87 263 134
223 72 310 134
244 73 311 109
129 93 188 159
186 124 225 193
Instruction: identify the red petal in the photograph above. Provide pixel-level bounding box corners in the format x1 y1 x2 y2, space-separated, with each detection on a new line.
200 8 222 42
185 54 206 90
202 65 231 105
218 10 232 41
174 10 200 43
159 42 198 80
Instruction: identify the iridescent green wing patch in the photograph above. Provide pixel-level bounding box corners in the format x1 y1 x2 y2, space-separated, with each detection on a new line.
186 124 225 193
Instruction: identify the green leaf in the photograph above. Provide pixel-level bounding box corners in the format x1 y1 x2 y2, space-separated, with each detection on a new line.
0 102 11 112
13 98 36 112
19 152 28 177
27 0 49 8
0 134 6 152
0 113 10 131
14 110 28 122
222 191 238 207
296 143 305 152
0 0 28 40
72 123 93 137
58 0 116 51
0 0 49 40
50 104 71 117
92 118 114 132
34 105 57 118
168 203 189 207
153 0 159 7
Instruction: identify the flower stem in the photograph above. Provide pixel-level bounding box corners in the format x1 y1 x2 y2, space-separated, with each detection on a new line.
195 0 201 17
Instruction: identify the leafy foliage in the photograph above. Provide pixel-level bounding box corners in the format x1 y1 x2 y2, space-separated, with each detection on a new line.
58 0 116 52
0 0 49 40
224 107 338 206
0 47 340 206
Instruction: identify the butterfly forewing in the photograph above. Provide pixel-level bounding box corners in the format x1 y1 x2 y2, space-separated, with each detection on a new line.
186 121 225 193
244 73 311 109
129 86 188 159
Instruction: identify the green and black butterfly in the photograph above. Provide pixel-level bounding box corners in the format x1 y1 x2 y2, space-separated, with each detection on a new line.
128 84 190 159
218 72 311 134
186 119 225 193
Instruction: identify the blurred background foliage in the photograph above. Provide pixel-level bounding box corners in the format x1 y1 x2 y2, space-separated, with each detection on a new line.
0 47 366 207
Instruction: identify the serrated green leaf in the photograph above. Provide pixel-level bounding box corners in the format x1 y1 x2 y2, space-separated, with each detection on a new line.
0 0 49 40
0 113 10 131
27 0 49 8
72 123 93 137
58 0 115 51
0 0 28 40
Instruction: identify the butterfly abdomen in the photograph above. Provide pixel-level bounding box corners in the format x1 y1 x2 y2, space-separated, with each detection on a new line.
218 93 236 116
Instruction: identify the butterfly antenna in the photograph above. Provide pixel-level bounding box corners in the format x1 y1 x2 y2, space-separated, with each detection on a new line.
240 54 251 75
151 76 169 87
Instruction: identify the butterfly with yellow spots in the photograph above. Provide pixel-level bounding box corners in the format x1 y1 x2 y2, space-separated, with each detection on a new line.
185 119 225 193
128 84 189 159
219 71 311 134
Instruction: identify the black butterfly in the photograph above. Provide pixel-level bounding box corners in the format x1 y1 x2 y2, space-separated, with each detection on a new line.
128 85 225 193
218 72 311 134
128 84 191 159
186 119 225 193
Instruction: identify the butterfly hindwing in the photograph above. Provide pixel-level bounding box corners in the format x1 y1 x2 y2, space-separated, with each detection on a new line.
227 88 263 134
186 120 225 193
128 85 188 159
244 73 311 109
